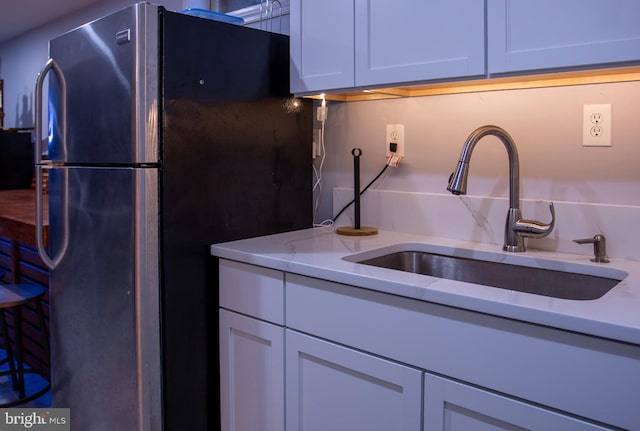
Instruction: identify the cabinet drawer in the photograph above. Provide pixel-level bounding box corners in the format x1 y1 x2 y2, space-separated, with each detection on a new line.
286 273 640 430
219 259 284 324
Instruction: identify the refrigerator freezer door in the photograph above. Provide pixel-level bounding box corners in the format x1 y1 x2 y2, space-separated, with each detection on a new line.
48 166 160 430
47 3 159 164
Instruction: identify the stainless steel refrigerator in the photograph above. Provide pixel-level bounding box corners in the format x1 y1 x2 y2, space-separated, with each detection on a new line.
34 3 312 430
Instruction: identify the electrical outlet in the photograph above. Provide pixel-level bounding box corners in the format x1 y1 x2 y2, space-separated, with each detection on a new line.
583 104 611 147
385 124 405 157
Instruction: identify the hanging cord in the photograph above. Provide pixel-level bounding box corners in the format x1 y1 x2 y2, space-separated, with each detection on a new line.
312 118 326 193
312 96 328 225
332 163 389 223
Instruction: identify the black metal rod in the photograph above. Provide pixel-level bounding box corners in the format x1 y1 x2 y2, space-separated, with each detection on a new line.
352 148 362 229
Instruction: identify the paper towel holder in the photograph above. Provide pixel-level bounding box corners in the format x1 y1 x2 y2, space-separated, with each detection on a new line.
336 148 378 236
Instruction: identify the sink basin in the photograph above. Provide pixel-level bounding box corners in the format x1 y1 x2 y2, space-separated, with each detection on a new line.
352 249 625 300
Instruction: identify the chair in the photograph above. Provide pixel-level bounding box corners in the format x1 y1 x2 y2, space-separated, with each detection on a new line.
0 283 51 406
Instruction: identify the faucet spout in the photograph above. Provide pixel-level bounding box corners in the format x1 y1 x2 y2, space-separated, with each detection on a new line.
447 125 520 208
447 125 555 252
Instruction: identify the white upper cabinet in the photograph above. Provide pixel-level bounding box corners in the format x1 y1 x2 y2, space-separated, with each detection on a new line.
292 0 640 93
488 0 640 74
355 0 485 87
290 0 485 94
290 0 355 93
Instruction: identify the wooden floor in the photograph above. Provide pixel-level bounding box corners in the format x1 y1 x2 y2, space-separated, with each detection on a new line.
0 348 51 407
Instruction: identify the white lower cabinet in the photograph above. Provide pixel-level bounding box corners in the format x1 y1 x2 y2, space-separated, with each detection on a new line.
219 309 284 431
285 330 422 431
424 374 611 431
219 261 632 431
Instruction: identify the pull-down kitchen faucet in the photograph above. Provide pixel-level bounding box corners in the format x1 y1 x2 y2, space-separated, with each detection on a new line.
447 125 555 252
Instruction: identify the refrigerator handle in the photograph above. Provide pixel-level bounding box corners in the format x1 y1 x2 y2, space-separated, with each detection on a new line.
35 58 69 270
35 58 66 163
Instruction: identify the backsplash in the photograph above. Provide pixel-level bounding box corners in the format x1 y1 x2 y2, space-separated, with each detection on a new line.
333 189 640 261
319 81 640 261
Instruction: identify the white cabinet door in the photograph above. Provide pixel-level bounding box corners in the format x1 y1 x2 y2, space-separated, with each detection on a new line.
291 0 484 93
290 0 354 93
488 0 640 74
355 0 485 87
219 309 284 431
424 374 611 431
286 330 422 431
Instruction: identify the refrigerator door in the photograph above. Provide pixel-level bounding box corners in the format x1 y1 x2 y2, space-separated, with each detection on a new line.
47 3 159 164
47 165 160 430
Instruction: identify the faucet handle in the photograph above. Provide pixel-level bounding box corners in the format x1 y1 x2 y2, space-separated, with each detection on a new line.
574 234 609 263
513 202 555 238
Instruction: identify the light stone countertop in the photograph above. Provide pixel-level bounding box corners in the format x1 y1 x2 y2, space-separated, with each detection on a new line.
211 227 640 345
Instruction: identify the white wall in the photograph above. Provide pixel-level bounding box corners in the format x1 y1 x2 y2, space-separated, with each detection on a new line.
318 81 640 259
0 0 183 128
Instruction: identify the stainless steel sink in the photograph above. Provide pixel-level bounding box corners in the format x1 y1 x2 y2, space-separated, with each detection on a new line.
356 250 623 300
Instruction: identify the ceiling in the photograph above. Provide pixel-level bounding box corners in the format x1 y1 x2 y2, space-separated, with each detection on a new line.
0 0 101 45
